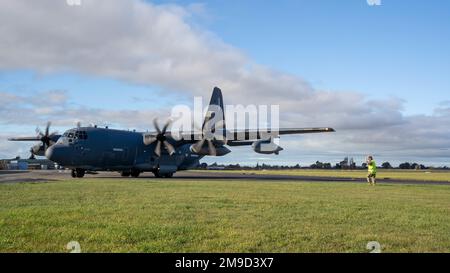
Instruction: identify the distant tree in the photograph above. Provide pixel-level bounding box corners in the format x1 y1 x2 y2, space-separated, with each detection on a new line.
399 162 411 169
323 163 332 169
227 163 241 169
318 161 324 169
381 162 392 169
310 162 317 169
410 163 425 170
361 163 367 169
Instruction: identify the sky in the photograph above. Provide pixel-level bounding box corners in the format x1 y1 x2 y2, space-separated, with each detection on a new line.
0 0 449 167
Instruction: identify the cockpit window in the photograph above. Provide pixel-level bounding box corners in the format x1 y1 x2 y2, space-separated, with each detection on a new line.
62 130 88 144
74 131 88 140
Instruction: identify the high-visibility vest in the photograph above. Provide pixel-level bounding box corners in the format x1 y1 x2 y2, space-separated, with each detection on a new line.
368 160 377 174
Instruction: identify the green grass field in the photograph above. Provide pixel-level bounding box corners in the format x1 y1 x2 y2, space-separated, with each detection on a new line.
1 179 450 253
198 169 450 182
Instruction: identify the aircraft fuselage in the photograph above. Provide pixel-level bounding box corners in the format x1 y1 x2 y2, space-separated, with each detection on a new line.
45 127 203 176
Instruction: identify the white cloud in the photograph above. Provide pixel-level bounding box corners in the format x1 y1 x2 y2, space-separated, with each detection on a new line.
0 90 169 129
0 0 449 163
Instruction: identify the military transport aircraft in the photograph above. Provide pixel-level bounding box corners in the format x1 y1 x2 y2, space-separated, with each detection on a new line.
8 87 335 178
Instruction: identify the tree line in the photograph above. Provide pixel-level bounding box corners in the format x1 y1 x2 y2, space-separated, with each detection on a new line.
200 161 449 170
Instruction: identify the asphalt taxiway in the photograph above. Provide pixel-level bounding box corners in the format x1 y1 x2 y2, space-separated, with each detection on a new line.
0 170 449 186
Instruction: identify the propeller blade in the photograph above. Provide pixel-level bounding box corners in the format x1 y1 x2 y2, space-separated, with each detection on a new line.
45 121 51 136
153 118 161 134
192 138 206 153
143 135 158 145
163 141 175 155
154 141 162 157
207 140 217 156
161 119 172 135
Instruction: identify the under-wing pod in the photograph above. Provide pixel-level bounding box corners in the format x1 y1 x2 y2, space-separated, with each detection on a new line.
252 138 284 155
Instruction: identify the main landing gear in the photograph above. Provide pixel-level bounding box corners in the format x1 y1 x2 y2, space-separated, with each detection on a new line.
71 169 85 178
121 170 141 178
152 170 174 178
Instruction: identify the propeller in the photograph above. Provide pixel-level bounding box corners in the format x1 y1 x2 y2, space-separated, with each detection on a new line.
190 120 226 156
35 122 58 150
8 121 58 157
143 118 176 157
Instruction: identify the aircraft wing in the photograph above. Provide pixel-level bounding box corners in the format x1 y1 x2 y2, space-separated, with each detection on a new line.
8 137 42 141
225 127 335 146
145 127 334 145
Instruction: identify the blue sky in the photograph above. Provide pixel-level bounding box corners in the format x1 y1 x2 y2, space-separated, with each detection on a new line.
185 0 450 115
1 0 449 166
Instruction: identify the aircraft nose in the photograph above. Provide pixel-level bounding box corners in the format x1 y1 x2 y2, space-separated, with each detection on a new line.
45 145 66 163
45 145 54 159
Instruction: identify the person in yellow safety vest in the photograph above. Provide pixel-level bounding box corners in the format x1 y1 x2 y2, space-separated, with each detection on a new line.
366 155 377 185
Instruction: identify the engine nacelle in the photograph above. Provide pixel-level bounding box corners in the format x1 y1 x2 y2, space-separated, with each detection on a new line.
190 145 231 156
252 139 283 155
32 143 46 156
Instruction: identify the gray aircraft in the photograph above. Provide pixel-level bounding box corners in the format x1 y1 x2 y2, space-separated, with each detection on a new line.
8 87 335 178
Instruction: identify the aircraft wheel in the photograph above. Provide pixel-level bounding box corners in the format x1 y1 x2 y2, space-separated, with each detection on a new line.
71 170 77 178
131 170 141 178
153 171 173 178
75 169 85 178
121 171 131 177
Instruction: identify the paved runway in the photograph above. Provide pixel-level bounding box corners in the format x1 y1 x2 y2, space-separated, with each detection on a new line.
0 170 449 186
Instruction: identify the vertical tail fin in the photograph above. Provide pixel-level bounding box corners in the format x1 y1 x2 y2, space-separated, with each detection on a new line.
202 87 226 140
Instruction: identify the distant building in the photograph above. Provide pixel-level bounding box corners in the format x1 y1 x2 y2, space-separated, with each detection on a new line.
339 157 356 170
0 157 57 170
